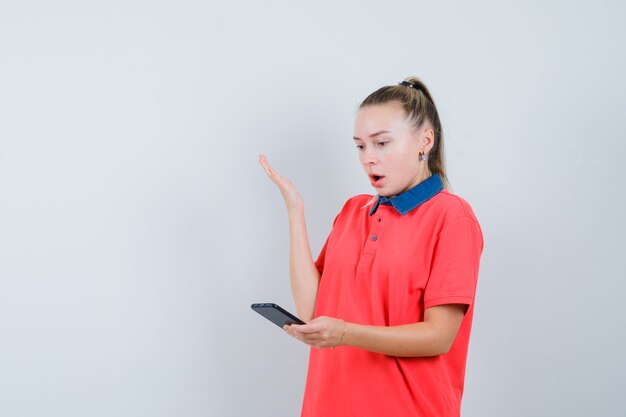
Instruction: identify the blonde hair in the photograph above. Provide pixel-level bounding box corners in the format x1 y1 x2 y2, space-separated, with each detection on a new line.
359 77 448 189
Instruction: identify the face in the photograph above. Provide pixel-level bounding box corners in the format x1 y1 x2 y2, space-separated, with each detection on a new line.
353 102 433 198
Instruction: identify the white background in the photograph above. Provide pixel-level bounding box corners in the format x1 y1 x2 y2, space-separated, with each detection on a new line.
1 1 625 416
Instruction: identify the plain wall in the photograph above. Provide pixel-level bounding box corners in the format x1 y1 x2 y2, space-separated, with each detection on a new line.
1 1 625 416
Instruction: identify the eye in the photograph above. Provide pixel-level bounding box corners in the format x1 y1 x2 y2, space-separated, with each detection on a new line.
377 141 389 147
355 144 364 150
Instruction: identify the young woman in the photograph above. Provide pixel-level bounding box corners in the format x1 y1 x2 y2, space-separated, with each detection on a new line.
259 77 483 417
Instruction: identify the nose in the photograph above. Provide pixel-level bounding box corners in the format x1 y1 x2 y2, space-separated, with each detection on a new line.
362 147 377 166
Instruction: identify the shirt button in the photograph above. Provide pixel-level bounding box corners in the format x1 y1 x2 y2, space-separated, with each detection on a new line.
371 235 378 241
377 218 382 222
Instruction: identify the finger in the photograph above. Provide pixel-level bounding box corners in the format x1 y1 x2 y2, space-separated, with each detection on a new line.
291 323 321 335
259 154 271 171
259 155 281 179
284 324 298 336
289 329 311 345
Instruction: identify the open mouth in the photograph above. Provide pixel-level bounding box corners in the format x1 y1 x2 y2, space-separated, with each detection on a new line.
369 174 385 187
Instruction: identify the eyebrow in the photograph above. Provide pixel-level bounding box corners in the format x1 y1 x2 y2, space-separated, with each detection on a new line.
353 130 391 141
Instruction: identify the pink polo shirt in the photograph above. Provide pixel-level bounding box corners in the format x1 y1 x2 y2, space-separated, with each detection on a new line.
300 189 483 417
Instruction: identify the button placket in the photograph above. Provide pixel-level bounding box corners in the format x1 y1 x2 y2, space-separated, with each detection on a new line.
357 211 384 273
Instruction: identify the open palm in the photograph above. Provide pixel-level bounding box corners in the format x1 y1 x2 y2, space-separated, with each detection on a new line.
259 154 304 213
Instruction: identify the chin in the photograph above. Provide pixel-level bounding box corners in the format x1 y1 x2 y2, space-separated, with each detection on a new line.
377 189 397 198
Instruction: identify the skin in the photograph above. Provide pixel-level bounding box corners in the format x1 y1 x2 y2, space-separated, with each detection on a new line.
259 101 466 357
353 101 433 198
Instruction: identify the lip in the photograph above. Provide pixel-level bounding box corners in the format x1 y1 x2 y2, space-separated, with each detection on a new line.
369 173 385 188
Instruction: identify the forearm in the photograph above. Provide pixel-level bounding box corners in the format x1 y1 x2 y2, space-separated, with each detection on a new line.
342 322 452 357
288 208 320 322
341 304 466 357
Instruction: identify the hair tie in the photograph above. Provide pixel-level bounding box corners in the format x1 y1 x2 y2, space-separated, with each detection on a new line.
399 80 419 89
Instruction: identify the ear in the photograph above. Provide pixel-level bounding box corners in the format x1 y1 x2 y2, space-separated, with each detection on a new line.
419 126 435 154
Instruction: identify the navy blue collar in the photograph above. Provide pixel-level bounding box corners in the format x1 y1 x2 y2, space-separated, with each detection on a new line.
369 174 443 216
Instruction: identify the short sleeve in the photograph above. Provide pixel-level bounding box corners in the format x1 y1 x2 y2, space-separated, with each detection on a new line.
314 236 329 275
314 207 345 276
424 215 483 310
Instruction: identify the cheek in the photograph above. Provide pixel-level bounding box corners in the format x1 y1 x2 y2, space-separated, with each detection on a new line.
386 148 410 164
393 150 420 175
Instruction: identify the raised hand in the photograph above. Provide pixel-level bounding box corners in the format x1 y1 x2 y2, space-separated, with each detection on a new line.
259 154 305 214
259 154 320 321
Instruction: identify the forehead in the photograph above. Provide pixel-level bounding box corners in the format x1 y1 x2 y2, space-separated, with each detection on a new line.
354 102 411 136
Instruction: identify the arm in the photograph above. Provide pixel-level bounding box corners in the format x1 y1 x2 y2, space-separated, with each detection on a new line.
285 304 466 357
259 155 320 322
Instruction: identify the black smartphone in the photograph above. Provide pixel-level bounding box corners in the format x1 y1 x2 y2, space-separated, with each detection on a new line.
251 303 306 328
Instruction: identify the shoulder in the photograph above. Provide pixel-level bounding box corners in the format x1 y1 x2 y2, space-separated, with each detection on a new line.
330 194 373 225
421 190 482 239
332 194 375 214
343 194 374 209
430 190 484 253
427 189 478 221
